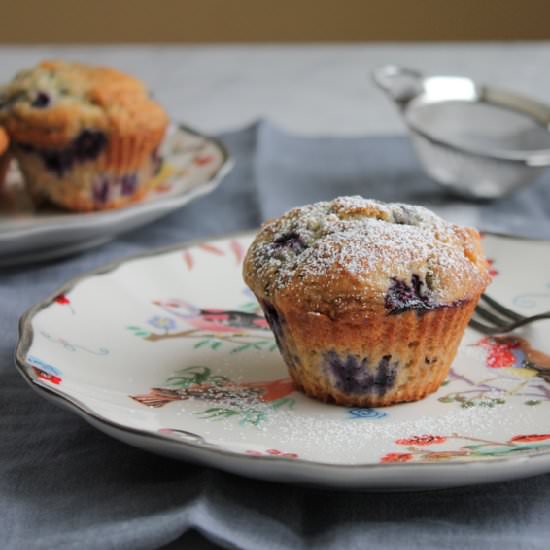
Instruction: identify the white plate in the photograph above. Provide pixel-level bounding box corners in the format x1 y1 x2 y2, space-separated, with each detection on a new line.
15 233 550 490
0 125 232 266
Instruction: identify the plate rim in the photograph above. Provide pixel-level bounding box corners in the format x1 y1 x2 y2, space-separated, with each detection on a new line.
14 230 550 480
0 123 233 242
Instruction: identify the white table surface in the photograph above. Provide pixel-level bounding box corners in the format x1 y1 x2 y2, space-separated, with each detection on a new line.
1 43 550 136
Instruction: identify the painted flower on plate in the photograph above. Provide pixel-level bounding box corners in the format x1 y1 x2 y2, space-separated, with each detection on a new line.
380 452 413 463
510 434 550 443
348 408 387 420
395 435 447 446
148 316 177 331
245 449 299 459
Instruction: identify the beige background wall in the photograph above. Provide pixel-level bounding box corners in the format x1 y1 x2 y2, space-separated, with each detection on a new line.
2 0 550 43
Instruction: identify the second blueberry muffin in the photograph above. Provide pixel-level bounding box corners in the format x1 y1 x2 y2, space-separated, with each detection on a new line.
243 196 490 407
0 60 169 211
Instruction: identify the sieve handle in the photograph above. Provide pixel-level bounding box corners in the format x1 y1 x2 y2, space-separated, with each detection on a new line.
372 66 424 108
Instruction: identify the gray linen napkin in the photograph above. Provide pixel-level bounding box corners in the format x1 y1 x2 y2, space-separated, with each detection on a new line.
257 122 550 237
2 121 550 550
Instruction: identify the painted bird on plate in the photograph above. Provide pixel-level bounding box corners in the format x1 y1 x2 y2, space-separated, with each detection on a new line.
152 299 269 333
131 377 295 408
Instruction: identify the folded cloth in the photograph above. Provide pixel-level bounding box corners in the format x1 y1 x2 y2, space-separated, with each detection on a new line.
2 121 550 550
257 122 550 238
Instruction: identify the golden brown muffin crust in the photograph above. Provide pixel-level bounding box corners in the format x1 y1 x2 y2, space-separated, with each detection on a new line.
244 196 490 319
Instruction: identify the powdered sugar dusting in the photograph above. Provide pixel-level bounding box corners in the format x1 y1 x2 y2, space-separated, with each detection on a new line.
245 196 481 304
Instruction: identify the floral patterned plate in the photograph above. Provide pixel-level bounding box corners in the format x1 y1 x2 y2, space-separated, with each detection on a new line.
15 233 550 490
0 124 231 266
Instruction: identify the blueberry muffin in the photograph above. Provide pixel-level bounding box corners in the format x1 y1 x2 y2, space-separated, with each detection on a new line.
0 60 169 211
243 196 490 407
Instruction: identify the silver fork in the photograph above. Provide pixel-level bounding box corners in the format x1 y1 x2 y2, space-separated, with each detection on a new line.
469 294 550 335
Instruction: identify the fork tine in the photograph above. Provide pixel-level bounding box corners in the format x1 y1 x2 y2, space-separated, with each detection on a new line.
469 311 550 335
468 318 500 335
470 294 549 335
488 312 550 333
480 294 526 321
473 305 511 327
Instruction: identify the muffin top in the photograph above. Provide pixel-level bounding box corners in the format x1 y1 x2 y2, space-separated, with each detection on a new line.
0 60 169 147
243 196 490 317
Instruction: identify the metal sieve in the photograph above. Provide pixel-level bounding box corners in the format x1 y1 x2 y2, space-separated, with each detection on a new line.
373 65 550 200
